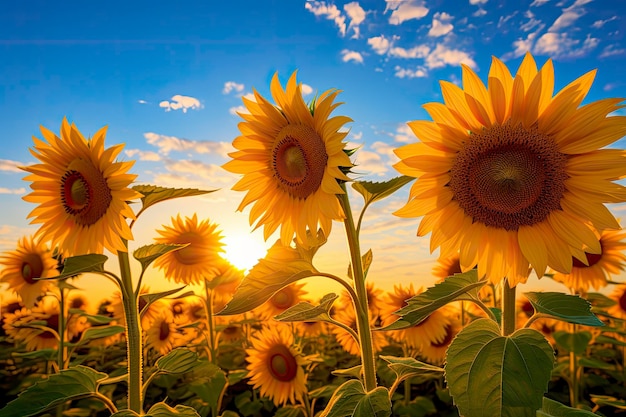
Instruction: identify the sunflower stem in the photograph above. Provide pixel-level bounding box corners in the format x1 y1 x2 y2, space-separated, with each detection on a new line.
57 284 68 370
203 279 218 363
117 245 143 414
501 279 516 336
338 184 377 392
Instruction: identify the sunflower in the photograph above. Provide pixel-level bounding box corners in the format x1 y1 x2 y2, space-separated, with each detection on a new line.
552 227 626 293
21 118 141 256
338 281 384 317
246 325 307 406
608 284 626 320
154 214 226 285
331 304 388 356
0 235 58 307
393 52 626 287
257 282 308 321
144 309 185 356
420 317 461 365
3 295 60 351
432 254 462 281
223 71 353 247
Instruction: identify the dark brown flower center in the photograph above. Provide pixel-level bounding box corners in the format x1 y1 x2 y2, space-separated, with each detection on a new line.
60 159 112 226
447 258 462 277
21 254 44 284
449 123 567 231
431 324 454 348
267 344 298 382
572 251 603 268
272 124 328 199
619 289 626 313
271 287 295 310
159 320 170 341
41 314 60 339
521 300 534 318
173 232 204 265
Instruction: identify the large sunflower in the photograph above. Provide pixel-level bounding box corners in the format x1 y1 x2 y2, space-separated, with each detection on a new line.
245 325 308 406
154 214 226 285
223 72 353 247
21 118 141 256
552 227 626 293
394 53 626 286
0 235 58 307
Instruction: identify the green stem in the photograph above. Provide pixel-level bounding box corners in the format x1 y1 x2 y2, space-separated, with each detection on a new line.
57 286 67 370
338 184 377 392
501 279 516 336
118 247 143 414
203 280 218 363
569 323 579 407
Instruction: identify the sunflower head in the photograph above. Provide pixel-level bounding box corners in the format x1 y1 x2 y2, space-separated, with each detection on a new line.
245 325 308 406
154 213 226 285
0 235 58 307
21 118 142 256
223 71 353 247
394 52 626 286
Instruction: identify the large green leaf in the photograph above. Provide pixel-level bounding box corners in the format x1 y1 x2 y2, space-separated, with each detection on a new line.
39 254 109 280
274 293 338 322
155 348 202 374
0 366 108 417
188 362 228 417
537 397 600 416
146 402 202 416
552 331 592 355
133 243 188 271
217 270 317 315
139 287 188 315
319 379 392 417
383 270 486 330
133 184 217 212
380 355 444 385
524 292 604 327
445 319 554 417
76 325 126 344
351 176 414 206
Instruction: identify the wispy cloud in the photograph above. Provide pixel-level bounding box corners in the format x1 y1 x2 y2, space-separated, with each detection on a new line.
394 65 428 78
0 159 23 173
386 0 429 25
469 0 488 4
223 81 245 94
0 187 26 194
124 149 161 161
341 49 364 63
144 132 233 157
368 35 394 55
305 1 347 36
428 12 454 37
599 44 626 58
592 15 617 29
159 95 202 112
137 99 149 104
344 2 367 39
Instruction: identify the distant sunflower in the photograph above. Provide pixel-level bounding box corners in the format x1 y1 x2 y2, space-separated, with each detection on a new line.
553 228 626 293
432 254 462 281
608 284 626 320
394 52 626 286
258 282 308 321
331 304 388 356
245 325 307 406
339 281 384 317
144 309 185 355
223 72 353 247
21 118 141 256
4 295 60 351
0 235 58 307
154 214 226 285
420 318 461 365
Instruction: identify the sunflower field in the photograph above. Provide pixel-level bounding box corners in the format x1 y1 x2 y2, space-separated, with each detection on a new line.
2 53 626 417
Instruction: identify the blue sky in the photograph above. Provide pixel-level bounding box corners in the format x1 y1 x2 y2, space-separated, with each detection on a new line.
1 0 625 297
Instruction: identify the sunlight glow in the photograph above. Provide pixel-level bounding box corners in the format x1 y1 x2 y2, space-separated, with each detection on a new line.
222 233 268 272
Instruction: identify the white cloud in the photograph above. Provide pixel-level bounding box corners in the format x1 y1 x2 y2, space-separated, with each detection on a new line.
469 0 487 4
144 132 233 158
351 131 363 141
394 65 428 78
137 99 148 104
520 11 543 32
229 105 248 116
387 0 429 25
0 159 23 173
389 44 430 58
124 149 161 161
503 30 539 59
428 13 454 37
352 150 388 176
425 44 477 69
599 44 626 59
592 16 618 29
534 32 599 58
368 35 393 55
393 123 414 143
472 8 487 17
301 84 313 95
530 0 550 5
159 95 202 113
305 1 347 36
342 49 364 63
223 81 244 94
0 187 26 194
344 2 366 38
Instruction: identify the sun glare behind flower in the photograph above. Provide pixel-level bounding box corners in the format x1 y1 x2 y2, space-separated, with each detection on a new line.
222 233 268 272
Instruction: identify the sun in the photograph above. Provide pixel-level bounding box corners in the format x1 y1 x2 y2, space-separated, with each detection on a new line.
222 232 268 272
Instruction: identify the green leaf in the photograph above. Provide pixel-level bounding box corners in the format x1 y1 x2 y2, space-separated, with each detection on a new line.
133 243 188 272
590 395 626 410
585 292 617 309
77 325 125 344
38 254 108 280
331 365 362 379
12 349 57 361
110 411 141 417
594 334 626 347
188 362 228 417
380 355 444 385
71 311 114 325
145 402 202 417
383 270 486 330
133 184 217 212
139 287 188 315
524 292 604 327
347 250 373 280
274 293 338 322
351 176 414 206
553 331 592 355
155 348 201 374
217 270 317 315
537 397 601 416
445 319 554 417
319 379 392 417
0 365 108 417
275 407 305 417
577 357 614 370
